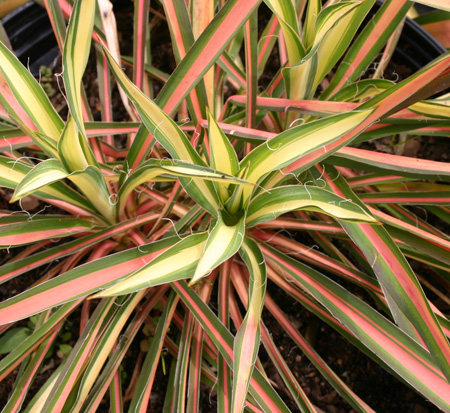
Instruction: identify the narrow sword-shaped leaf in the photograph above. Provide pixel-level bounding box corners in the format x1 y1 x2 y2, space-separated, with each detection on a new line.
0 236 180 324
62 0 95 134
329 147 450 181
58 116 96 173
2 327 60 413
0 41 63 142
0 301 81 382
0 212 157 285
171 281 291 412
69 291 147 411
93 233 208 297
117 159 251 217
232 238 266 412
207 108 239 178
322 0 411 98
189 211 245 285
128 291 179 412
246 185 376 227
156 0 264 114
0 216 95 246
102 44 220 216
359 191 450 205
263 0 304 65
262 245 450 411
42 298 117 412
218 260 232 413
240 109 373 201
322 169 450 383
80 287 169 412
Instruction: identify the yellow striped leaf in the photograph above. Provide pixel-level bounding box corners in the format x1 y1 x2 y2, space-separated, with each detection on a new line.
0 42 63 143
93 233 208 297
63 0 96 135
189 210 246 285
246 185 377 227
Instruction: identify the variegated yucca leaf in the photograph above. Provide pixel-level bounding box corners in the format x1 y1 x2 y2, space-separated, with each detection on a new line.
94 233 208 297
232 238 266 412
240 108 373 202
189 210 245 285
12 159 115 224
117 159 252 217
0 156 95 214
102 43 221 216
0 41 62 155
262 244 450 411
282 0 373 99
246 185 377 227
62 0 95 135
0 215 95 246
0 236 181 324
1 0 450 410
207 108 239 201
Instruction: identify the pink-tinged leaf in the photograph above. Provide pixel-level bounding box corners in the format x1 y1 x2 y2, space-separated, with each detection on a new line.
0 236 179 325
2 325 60 412
160 0 207 122
330 146 450 181
323 0 411 98
321 168 450 383
0 216 96 246
262 272 375 412
252 229 382 297
172 281 291 412
42 297 122 411
232 238 266 412
128 292 179 412
133 0 150 90
156 0 263 115
0 301 81 381
261 245 450 411
0 212 158 286
232 262 316 412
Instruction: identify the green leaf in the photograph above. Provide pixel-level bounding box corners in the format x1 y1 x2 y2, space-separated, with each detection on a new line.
58 116 96 172
240 109 373 202
189 210 245 285
63 0 96 134
12 159 70 202
102 44 221 216
232 238 266 412
117 159 251 217
94 232 209 297
0 216 96 246
246 185 376 227
207 108 239 201
0 41 63 143
0 327 32 354
0 237 180 324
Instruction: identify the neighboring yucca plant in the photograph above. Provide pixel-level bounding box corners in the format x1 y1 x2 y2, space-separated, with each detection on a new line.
0 0 450 411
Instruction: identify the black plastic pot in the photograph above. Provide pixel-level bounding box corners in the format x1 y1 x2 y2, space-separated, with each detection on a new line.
0 0 128 77
1 2 59 76
390 9 447 73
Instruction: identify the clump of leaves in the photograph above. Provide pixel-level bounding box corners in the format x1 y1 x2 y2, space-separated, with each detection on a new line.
1 0 450 411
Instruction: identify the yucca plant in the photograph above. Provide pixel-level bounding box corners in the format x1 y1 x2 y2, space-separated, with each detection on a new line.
1 0 450 410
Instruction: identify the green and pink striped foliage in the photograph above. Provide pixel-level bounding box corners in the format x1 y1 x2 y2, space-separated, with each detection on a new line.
0 0 449 411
